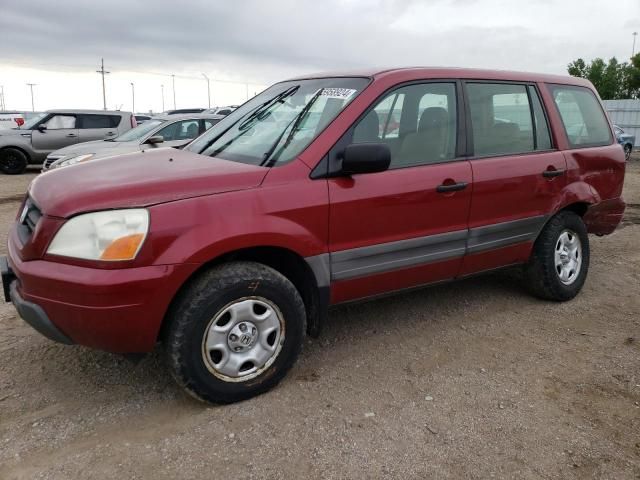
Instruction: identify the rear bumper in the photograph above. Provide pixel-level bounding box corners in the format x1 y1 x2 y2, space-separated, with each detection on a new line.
584 197 626 235
4 235 197 353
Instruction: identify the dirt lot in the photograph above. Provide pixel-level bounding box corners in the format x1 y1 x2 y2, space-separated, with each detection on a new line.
0 159 639 479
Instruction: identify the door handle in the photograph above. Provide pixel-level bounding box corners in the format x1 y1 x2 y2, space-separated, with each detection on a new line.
542 169 564 178
436 181 468 193
66 133 77 138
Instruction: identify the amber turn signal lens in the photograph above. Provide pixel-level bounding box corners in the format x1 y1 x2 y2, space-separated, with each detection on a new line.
100 234 145 260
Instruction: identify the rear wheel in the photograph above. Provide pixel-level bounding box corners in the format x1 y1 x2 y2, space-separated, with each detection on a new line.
165 261 306 404
624 144 632 161
524 211 590 301
0 148 28 175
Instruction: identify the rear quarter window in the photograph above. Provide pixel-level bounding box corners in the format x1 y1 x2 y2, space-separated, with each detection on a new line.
548 85 612 148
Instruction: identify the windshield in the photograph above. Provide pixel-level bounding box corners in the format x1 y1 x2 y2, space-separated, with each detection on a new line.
114 119 164 142
19 112 47 130
187 77 369 166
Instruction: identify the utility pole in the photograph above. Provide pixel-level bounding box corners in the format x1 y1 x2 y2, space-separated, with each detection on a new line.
130 82 135 113
96 58 110 110
0 85 5 110
160 84 165 112
246 82 249 101
171 74 176 109
633 32 638 59
202 73 211 108
26 83 36 111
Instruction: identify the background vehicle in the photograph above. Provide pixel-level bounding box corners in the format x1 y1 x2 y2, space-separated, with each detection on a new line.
0 109 135 174
2 68 625 404
134 115 152 126
164 108 206 115
44 113 223 170
0 111 42 129
613 124 635 160
203 106 238 116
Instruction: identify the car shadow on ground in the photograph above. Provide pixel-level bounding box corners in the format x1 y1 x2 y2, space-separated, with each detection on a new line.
12 267 530 408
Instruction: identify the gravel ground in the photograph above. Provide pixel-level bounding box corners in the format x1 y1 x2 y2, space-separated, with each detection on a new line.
0 158 639 479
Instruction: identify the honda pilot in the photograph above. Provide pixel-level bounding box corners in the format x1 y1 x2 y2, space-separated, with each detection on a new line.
1 68 625 404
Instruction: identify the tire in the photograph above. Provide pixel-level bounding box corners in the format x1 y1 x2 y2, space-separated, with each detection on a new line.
624 144 632 161
0 148 28 175
524 211 590 301
165 261 307 404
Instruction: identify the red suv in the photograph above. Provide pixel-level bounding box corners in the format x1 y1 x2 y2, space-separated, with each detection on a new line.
1 68 626 403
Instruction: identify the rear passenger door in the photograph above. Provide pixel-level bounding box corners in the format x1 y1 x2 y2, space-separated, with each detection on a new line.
77 114 120 142
327 81 473 303
460 82 567 276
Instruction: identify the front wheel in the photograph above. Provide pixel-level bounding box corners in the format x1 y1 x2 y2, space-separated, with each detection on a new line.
0 148 28 175
165 261 306 404
524 211 590 301
624 144 632 161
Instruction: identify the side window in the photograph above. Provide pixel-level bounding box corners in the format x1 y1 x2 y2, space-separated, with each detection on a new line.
467 83 535 156
79 115 117 129
204 119 220 130
157 120 200 141
44 114 76 129
352 82 457 168
549 85 612 148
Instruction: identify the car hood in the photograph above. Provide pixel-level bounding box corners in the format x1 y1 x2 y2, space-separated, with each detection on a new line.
31 148 269 218
50 139 129 157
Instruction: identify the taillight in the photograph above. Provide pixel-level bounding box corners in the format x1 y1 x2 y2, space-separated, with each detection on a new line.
14 117 24 126
130 115 136 128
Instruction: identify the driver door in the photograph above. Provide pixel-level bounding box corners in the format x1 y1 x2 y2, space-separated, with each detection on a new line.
31 114 79 160
327 81 472 303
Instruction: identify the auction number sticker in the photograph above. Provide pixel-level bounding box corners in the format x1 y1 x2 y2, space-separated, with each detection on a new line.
320 88 357 99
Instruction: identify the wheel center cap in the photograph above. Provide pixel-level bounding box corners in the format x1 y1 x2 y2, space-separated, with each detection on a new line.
227 322 258 352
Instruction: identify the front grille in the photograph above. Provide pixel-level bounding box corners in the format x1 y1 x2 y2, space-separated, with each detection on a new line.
43 156 61 170
17 197 42 244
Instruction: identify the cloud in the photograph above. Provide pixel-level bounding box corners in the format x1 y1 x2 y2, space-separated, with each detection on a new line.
1 0 638 82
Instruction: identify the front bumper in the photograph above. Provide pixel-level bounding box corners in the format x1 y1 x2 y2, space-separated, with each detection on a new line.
3 234 197 353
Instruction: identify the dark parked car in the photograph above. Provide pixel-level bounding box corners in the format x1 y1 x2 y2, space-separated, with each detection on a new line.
164 108 206 115
2 68 625 404
613 124 635 160
43 114 223 170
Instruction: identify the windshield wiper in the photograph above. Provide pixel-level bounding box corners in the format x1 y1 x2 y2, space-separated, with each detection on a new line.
261 88 324 167
238 85 300 131
197 85 300 155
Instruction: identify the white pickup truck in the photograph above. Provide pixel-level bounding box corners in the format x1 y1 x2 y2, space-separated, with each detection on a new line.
0 112 26 129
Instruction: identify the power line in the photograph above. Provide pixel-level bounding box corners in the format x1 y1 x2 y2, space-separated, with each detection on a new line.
26 83 36 111
96 58 110 111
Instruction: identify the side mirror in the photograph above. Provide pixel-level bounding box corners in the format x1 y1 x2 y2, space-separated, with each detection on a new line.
341 143 391 175
145 135 164 145
37 124 47 132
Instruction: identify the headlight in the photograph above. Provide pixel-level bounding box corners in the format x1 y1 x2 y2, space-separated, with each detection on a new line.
53 154 94 169
47 209 149 261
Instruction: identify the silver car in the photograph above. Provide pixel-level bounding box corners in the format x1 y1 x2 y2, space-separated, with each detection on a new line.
43 113 224 171
0 109 135 174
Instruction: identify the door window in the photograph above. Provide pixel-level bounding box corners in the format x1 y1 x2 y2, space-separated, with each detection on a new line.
467 83 540 156
549 85 612 148
204 119 220 130
157 120 201 141
44 115 76 129
79 114 120 129
352 82 457 168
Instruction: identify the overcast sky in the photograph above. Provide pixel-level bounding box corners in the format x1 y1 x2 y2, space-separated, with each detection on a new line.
1 0 639 113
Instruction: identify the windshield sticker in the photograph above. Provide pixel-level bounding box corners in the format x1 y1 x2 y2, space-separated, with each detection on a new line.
320 88 357 100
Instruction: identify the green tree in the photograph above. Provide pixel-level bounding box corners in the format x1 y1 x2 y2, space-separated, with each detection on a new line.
567 56 639 99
